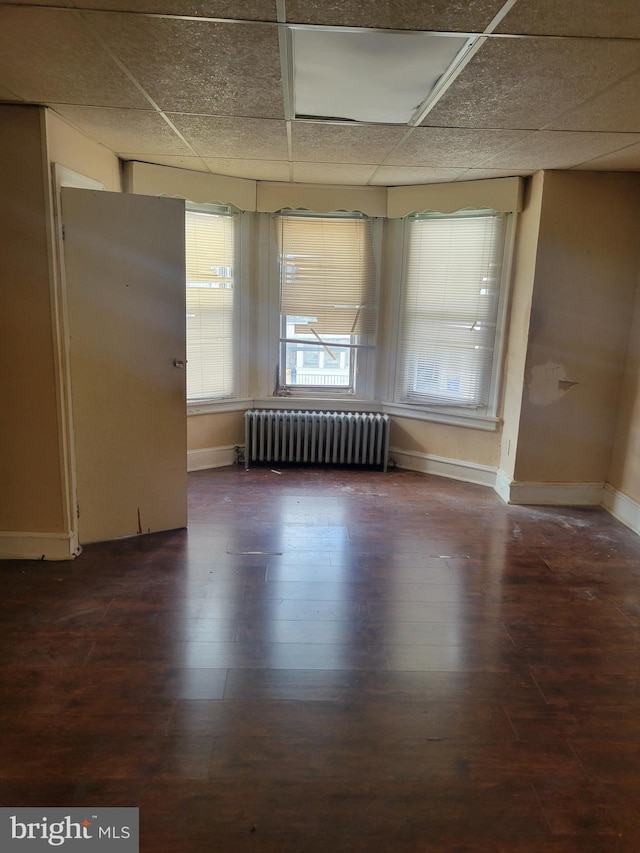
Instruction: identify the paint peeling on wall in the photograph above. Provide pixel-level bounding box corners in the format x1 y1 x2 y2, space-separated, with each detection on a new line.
528 361 579 406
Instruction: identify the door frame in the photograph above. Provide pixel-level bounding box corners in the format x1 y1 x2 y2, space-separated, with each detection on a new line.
49 164 104 558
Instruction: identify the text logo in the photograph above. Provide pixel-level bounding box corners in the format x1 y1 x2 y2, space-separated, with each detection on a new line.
1 809 138 852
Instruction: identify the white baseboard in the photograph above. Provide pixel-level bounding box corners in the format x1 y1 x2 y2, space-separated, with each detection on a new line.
187 444 238 472
390 447 497 488
494 469 512 503
495 473 604 506
0 530 81 561
602 484 640 536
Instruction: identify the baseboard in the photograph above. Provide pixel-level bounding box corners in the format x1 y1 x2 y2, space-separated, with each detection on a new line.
390 447 497 488
0 530 81 561
187 444 238 472
495 473 604 506
494 469 512 503
190 444 495 486
602 484 640 536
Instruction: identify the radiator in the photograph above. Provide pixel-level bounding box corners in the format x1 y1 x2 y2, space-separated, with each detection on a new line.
244 410 389 471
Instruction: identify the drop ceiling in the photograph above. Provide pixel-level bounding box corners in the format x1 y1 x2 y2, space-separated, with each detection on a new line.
1 0 640 185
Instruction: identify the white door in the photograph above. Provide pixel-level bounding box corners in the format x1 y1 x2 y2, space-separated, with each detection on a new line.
62 188 187 544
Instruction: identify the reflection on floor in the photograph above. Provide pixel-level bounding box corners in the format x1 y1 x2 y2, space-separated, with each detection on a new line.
2 466 640 850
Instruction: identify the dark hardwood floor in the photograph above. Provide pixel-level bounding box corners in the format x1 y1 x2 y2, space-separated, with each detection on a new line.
2 466 640 851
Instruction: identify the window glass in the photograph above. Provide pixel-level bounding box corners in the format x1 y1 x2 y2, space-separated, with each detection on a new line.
395 211 507 412
185 209 236 401
276 214 377 393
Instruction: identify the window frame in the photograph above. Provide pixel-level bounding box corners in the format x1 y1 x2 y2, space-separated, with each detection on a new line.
386 208 516 429
272 211 382 401
185 203 251 414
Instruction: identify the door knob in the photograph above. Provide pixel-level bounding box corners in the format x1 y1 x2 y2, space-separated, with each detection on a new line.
173 359 186 369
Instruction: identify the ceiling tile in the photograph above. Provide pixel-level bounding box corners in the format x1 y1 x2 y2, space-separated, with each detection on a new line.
292 162 377 185
0 8 150 108
285 0 505 32
87 13 283 117
422 37 640 130
51 106 192 155
370 166 464 186
292 123 406 164
6 1 640 185
121 153 209 171
204 158 290 180
572 143 640 172
478 131 640 171
0 84 22 101
388 127 529 167
498 0 640 38
8 0 277 18
169 115 288 160
547 72 640 133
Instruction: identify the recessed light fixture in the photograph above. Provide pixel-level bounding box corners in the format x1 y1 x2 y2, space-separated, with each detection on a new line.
291 28 470 125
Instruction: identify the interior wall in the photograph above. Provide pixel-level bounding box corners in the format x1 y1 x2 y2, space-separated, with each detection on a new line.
187 411 245 451
126 160 254 210
390 417 500 467
608 278 640 502
498 172 545 480
186 409 501 470
46 111 122 191
0 104 65 533
513 171 640 484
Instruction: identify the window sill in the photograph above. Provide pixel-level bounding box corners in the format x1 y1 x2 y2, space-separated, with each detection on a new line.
187 397 253 416
382 402 500 431
187 396 500 431
253 396 380 413
187 396 378 416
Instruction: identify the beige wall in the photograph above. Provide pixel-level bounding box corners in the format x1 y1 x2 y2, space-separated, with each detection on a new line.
513 171 640 484
608 279 640 501
498 172 544 480
46 111 122 191
186 409 501 468
390 417 500 467
0 104 65 532
188 411 245 450
0 106 123 549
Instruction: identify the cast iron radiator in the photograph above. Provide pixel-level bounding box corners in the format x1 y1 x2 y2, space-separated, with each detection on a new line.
244 410 390 471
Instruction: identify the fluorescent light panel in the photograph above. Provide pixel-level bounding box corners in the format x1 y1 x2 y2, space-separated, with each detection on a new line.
292 29 469 124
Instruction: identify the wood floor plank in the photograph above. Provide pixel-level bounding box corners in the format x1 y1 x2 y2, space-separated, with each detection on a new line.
2 466 640 849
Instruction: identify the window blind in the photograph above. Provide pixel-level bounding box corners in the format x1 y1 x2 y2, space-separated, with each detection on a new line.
395 212 506 409
277 215 377 337
185 210 235 401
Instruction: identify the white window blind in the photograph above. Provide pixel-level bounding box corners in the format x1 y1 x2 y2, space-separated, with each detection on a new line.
395 212 507 410
277 214 377 390
185 209 235 401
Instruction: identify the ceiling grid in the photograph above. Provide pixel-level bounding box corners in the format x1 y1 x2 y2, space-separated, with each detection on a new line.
1 0 639 184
